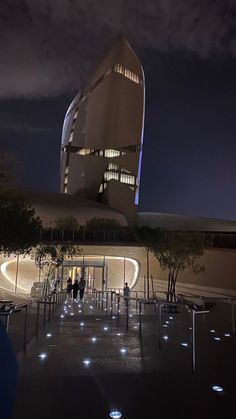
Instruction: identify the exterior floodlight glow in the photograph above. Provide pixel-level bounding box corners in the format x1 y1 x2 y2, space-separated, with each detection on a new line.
120 348 127 354
79 310 82 313
69 305 71 308
109 410 122 419
117 333 121 336
38 353 47 360
163 336 168 341
80 322 85 326
90 306 93 309
91 337 97 342
181 342 188 347
214 337 221 341
165 321 169 324
163 325 168 328
134 326 138 329
112 316 116 319
210 329 216 333
129 314 133 318
212 385 224 392
60 315 64 319
46 333 52 338
103 326 108 331
105 308 108 311
71 313 74 316
82 359 91 366
224 333 231 337
169 316 173 320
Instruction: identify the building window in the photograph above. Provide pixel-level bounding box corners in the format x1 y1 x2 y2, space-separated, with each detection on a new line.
104 149 120 158
114 64 142 85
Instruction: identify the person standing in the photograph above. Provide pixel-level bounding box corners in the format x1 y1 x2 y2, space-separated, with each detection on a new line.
66 277 72 299
79 277 86 300
72 279 79 300
123 282 130 307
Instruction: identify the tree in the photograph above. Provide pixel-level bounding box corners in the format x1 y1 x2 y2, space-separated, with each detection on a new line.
33 243 82 293
0 190 42 254
137 227 205 302
54 216 79 231
85 217 121 231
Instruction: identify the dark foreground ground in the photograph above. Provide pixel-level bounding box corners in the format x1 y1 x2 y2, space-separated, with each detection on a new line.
14 297 236 419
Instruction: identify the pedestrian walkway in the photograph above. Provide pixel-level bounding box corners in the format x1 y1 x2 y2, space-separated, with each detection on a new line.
14 295 236 419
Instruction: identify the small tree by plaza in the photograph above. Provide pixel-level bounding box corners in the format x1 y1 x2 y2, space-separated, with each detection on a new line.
54 216 79 231
85 217 121 231
33 243 82 293
137 227 205 302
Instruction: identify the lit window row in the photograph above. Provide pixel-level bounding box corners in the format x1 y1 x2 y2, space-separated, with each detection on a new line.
104 172 119 181
120 174 135 185
108 162 119 170
114 64 142 85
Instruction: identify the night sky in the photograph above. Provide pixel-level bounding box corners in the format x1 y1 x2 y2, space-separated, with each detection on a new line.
1 1 236 220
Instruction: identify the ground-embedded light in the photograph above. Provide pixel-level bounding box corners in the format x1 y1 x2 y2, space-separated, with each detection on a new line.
82 359 91 366
212 385 224 392
38 353 47 360
109 410 122 418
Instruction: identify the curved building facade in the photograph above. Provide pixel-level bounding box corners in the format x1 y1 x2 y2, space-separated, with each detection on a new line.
60 37 145 223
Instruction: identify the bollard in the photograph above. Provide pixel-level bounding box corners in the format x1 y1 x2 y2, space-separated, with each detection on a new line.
23 305 29 353
110 291 114 317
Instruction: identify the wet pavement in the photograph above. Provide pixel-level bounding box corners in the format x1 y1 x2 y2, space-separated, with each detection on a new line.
15 295 236 419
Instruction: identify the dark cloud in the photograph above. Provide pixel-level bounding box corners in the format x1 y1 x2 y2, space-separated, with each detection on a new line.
1 0 236 98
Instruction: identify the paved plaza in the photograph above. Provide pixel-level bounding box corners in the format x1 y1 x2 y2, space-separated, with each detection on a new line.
14 295 236 419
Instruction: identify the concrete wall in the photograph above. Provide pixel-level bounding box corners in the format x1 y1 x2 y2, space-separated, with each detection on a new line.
82 245 236 293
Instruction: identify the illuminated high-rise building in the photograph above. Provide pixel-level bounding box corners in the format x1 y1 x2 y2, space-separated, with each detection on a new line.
60 37 145 222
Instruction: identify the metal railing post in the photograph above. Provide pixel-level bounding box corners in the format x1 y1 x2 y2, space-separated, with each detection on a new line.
126 300 129 331
35 301 40 338
139 301 142 336
23 305 28 353
43 297 47 328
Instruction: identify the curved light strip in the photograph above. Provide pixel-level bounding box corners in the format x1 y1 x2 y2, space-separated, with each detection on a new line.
0 259 30 293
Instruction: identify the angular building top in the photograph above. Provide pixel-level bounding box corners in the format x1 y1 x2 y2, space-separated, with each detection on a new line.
60 37 145 223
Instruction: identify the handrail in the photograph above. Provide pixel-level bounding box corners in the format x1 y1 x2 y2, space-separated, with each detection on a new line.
0 290 65 352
